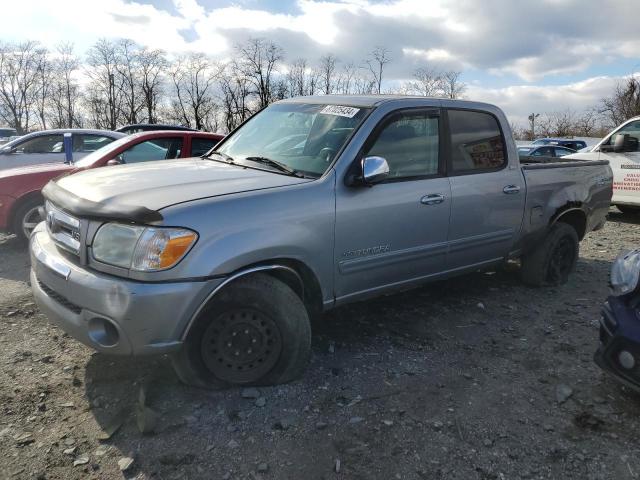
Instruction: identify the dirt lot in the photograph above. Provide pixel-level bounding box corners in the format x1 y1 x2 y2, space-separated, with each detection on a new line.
1 210 640 480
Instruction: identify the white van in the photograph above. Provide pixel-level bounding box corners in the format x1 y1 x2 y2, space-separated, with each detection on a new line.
570 117 640 213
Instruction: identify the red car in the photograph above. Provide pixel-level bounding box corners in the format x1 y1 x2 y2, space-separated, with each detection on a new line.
0 130 223 242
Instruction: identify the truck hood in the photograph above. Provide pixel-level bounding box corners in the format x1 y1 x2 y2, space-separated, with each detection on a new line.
48 157 313 220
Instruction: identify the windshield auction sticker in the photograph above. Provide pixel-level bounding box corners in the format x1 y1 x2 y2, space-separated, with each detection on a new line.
320 105 360 118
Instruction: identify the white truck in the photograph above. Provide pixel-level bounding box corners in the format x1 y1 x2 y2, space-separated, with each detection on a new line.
571 117 640 213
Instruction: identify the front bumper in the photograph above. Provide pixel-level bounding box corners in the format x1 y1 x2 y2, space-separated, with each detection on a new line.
594 295 640 392
30 228 224 355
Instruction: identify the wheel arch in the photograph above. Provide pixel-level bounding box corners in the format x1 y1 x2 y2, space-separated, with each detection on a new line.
8 190 44 234
180 260 323 341
551 205 587 240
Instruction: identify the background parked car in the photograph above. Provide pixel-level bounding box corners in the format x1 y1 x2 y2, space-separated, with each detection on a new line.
532 138 587 151
0 127 17 145
518 145 576 158
116 124 198 134
0 129 123 171
0 130 224 242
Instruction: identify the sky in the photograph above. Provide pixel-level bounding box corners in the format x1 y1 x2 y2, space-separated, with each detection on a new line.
3 0 639 127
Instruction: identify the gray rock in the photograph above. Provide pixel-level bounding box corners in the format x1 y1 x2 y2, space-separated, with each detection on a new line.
227 439 240 449
63 447 76 455
255 397 266 407
555 384 573 404
118 457 134 472
335 458 341 473
73 455 89 466
257 462 269 473
432 421 444 431
274 418 293 430
136 406 158 434
349 416 364 424
316 422 328 430
241 387 260 399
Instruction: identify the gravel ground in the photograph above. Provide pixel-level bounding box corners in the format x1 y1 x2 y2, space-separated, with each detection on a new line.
1 209 640 480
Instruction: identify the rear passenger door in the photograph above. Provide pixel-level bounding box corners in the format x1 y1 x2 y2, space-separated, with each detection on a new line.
334 108 451 301
446 109 525 271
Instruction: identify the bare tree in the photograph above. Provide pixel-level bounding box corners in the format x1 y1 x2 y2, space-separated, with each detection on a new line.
170 53 221 130
33 48 52 129
337 61 357 94
574 109 599 137
286 58 309 97
235 38 284 108
115 39 144 125
319 53 338 95
406 66 443 96
0 40 45 134
49 43 82 128
219 66 252 132
440 70 466 99
85 39 125 129
601 76 640 127
138 47 167 123
365 46 391 94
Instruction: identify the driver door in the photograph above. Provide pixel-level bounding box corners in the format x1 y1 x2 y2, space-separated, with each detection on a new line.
334 109 451 302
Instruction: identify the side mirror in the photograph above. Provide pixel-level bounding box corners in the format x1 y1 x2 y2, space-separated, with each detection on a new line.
613 134 638 153
361 156 389 185
107 155 123 166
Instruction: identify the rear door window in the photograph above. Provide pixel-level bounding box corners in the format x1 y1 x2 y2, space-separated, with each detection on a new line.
120 138 184 164
447 110 506 173
73 134 116 152
14 134 64 153
191 137 220 156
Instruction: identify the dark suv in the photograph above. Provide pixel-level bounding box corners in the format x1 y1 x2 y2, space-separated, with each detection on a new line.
532 138 587 151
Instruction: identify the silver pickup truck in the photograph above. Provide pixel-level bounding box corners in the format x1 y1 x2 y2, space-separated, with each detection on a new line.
30 95 612 388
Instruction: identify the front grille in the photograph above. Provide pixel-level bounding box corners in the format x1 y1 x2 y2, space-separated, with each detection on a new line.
37 280 82 314
45 202 81 256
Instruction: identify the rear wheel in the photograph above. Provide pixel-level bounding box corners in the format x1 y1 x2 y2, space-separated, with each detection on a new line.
172 273 311 388
13 197 44 244
617 205 640 214
520 222 579 287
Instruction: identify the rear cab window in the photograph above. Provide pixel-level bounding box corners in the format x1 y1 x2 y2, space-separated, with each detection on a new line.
447 109 507 174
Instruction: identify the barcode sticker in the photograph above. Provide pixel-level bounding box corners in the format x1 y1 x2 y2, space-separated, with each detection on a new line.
319 105 360 118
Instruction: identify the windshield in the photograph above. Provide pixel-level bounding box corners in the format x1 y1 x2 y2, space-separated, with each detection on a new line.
216 103 371 177
73 135 132 167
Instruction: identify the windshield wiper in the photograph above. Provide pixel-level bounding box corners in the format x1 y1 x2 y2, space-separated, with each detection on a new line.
204 150 235 164
243 156 302 177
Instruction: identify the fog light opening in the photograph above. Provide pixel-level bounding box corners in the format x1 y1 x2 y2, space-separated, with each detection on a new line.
618 350 636 370
88 317 120 348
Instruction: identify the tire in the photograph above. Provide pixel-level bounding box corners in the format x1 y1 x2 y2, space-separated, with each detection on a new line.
520 222 579 287
12 196 44 244
172 273 312 389
617 205 640 214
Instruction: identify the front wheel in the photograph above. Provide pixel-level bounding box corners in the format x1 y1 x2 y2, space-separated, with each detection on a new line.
172 273 311 388
13 197 44 244
520 222 579 287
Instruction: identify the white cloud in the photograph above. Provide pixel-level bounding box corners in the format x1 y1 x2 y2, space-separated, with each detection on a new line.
468 75 622 126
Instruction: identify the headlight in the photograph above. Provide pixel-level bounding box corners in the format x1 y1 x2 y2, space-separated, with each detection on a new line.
611 249 640 296
92 223 198 271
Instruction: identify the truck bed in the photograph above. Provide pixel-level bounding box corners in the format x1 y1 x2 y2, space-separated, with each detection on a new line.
520 155 609 169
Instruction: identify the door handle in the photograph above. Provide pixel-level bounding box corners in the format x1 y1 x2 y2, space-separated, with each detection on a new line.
420 194 445 205
503 185 521 194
